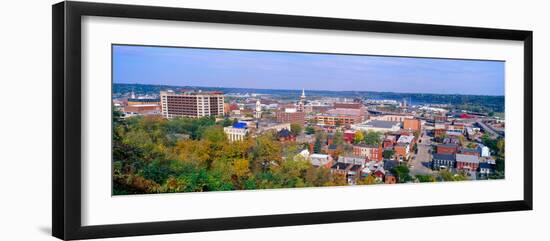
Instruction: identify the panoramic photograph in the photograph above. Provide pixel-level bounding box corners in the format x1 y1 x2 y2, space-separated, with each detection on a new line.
111 44 505 195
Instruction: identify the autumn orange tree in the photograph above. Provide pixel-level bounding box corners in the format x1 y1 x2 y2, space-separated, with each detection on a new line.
113 111 350 195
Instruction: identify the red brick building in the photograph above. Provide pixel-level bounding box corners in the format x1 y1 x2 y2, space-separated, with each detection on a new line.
343 130 356 143
276 111 305 124
382 136 397 149
394 143 409 161
123 104 161 115
352 144 383 161
315 114 362 126
456 154 480 171
403 118 421 132
460 148 480 157
436 144 459 155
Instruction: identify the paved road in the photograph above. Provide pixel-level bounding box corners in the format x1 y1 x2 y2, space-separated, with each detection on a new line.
476 120 503 138
409 131 434 176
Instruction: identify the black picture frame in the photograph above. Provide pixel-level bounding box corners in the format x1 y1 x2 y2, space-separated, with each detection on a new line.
52 1 533 240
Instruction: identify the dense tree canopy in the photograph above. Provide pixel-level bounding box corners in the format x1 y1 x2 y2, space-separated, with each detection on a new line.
363 131 382 146
290 123 303 137
113 113 350 195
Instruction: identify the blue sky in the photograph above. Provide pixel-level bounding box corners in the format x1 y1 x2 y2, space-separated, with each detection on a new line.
113 45 504 96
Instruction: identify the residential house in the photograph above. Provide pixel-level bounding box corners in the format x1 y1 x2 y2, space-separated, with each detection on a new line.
382 136 396 148
477 144 491 157
479 162 494 176
330 156 368 184
432 153 456 170
310 154 334 168
337 156 367 166
394 143 410 161
276 128 295 142
456 154 480 171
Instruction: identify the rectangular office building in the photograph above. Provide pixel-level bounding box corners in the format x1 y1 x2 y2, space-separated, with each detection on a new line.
160 90 224 118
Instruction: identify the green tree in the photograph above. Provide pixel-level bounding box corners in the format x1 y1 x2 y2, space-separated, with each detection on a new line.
251 133 282 172
391 165 411 183
201 125 227 143
313 137 322 154
112 106 124 127
357 175 377 185
290 123 303 136
383 149 395 159
495 157 505 173
305 126 316 135
305 167 331 186
324 173 348 186
272 157 310 188
438 170 467 182
333 131 344 146
219 118 233 127
467 142 477 149
363 131 381 146
438 170 454 182
415 174 435 183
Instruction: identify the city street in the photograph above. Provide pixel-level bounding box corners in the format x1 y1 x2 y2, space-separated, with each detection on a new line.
409 131 434 176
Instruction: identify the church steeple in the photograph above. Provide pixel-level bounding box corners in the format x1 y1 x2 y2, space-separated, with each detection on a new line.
254 99 262 119
298 89 306 113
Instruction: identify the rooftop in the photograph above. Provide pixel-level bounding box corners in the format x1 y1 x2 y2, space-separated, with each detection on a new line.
232 122 247 129
437 143 458 148
354 143 379 148
310 154 330 159
349 164 363 172
277 128 293 138
433 153 455 161
128 98 160 102
456 154 479 163
364 120 400 128
479 162 493 169
397 135 415 143
461 148 479 153
161 90 224 96
326 108 363 116
331 162 349 170
383 160 399 170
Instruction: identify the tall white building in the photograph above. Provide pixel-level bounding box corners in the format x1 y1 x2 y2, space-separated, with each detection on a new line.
255 100 262 119
297 89 306 112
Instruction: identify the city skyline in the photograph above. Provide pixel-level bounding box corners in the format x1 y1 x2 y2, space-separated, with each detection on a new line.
113 45 505 96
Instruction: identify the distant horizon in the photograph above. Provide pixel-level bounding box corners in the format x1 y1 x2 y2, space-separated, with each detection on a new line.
113 45 505 96
114 82 505 97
